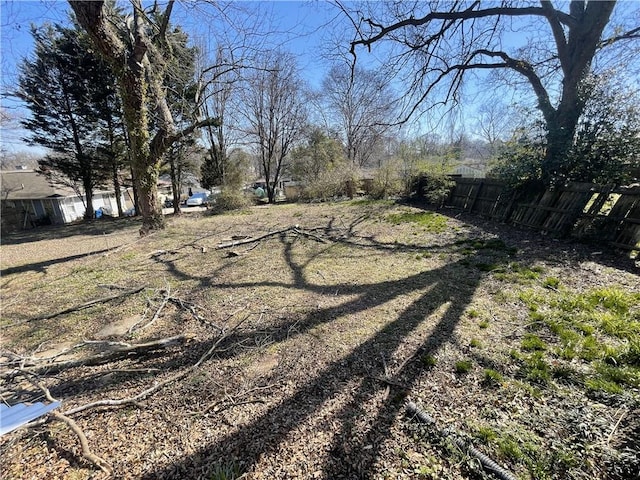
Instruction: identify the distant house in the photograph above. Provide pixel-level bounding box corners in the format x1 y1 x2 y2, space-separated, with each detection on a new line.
0 169 130 234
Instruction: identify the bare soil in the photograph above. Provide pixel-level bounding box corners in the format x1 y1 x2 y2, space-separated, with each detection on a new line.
1 201 638 480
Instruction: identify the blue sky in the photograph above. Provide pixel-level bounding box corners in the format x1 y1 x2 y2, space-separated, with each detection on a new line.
2 1 638 155
1 0 351 153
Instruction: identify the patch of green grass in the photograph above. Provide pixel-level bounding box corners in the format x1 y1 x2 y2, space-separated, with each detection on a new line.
421 354 438 368
543 277 560 289
584 377 624 395
464 238 517 255
493 262 545 284
518 290 544 312
482 369 504 387
496 436 525 461
598 311 640 340
474 425 498 442
350 199 394 207
578 336 600 361
519 352 550 384
385 211 448 233
469 338 482 348
454 360 472 374
466 309 480 318
478 320 490 329
587 287 639 314
209 460 243 480
551 364 580 382
594 362 640 388
475 262 501 272
521 333 547 351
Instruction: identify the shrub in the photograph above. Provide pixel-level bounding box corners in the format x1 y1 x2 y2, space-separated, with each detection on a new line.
210 187 251 213
410 168 455 205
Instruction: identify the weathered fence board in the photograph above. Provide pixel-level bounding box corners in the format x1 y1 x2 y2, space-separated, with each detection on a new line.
443 179 640 254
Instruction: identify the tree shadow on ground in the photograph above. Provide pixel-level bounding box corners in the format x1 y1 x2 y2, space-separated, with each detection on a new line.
0 216 140 246
140 226 503 478
420 202 639 274
0 247 118 277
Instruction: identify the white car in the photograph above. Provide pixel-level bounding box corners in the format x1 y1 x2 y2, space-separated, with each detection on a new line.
186 192 209 207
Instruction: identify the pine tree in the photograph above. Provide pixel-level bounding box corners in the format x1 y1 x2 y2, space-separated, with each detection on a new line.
19 24 118 219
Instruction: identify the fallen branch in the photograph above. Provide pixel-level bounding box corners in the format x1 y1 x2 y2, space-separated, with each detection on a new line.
216 226 329 250
216 227 293 249
24 374 112 475
63 315 250 416
167 295 223 331
11 335 188 376
51 411 113 474
128 288 171 333
199 383 279 415
23 286 146 324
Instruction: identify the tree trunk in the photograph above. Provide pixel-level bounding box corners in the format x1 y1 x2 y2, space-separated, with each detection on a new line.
120 70 163 234
70 0 164 235
84 179 95 220
169 147 182 215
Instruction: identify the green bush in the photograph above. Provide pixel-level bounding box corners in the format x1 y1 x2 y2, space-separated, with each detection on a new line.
410 168 455 205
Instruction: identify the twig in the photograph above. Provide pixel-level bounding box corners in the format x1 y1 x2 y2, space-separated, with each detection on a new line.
129 288 171 333
22 373 112 475
292 227 328 243
167 296 223 331
63 315 251 416
200 383 278 415
607 407 627 445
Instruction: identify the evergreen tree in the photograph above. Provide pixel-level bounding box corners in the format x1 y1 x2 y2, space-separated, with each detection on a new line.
18 24 117 219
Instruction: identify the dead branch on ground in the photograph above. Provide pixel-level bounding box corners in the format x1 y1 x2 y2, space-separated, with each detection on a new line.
167 295 223 331
2 335 188 376
216 226 329 250
128 287 171 333
23 373 113 475
62 315 250 416
199 383 280 415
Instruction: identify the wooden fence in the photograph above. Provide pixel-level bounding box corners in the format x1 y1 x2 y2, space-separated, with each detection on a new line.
445 178 640 253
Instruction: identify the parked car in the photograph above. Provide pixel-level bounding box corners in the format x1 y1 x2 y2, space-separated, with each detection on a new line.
186 192 209 207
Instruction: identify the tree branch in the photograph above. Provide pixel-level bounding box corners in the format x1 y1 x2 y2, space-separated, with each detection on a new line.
350 4 576 53
599 26 640 48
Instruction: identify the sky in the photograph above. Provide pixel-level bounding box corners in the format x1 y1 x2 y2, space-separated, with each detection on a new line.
1 0 352 154
2 1 638 156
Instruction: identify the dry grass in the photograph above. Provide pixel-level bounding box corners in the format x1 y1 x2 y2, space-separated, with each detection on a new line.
1 200 638 480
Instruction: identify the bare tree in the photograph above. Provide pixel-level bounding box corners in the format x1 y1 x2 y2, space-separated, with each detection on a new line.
69 0 218 234
199 45 242 189
346 0 640 184
322 63 396 168
473 100 516 158
240 51 306 203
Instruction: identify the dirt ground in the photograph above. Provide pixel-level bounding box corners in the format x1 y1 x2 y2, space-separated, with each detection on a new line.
1 201 638 480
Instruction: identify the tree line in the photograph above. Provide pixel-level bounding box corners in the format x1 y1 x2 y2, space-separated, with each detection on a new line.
14 0 640 233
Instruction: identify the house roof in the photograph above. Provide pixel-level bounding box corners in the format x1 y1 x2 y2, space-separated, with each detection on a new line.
1 170 78 200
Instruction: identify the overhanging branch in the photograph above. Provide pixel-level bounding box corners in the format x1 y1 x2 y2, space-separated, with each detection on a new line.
350 4 576 53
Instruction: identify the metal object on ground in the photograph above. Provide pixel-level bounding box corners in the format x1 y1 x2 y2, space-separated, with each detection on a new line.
0 401 61 436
